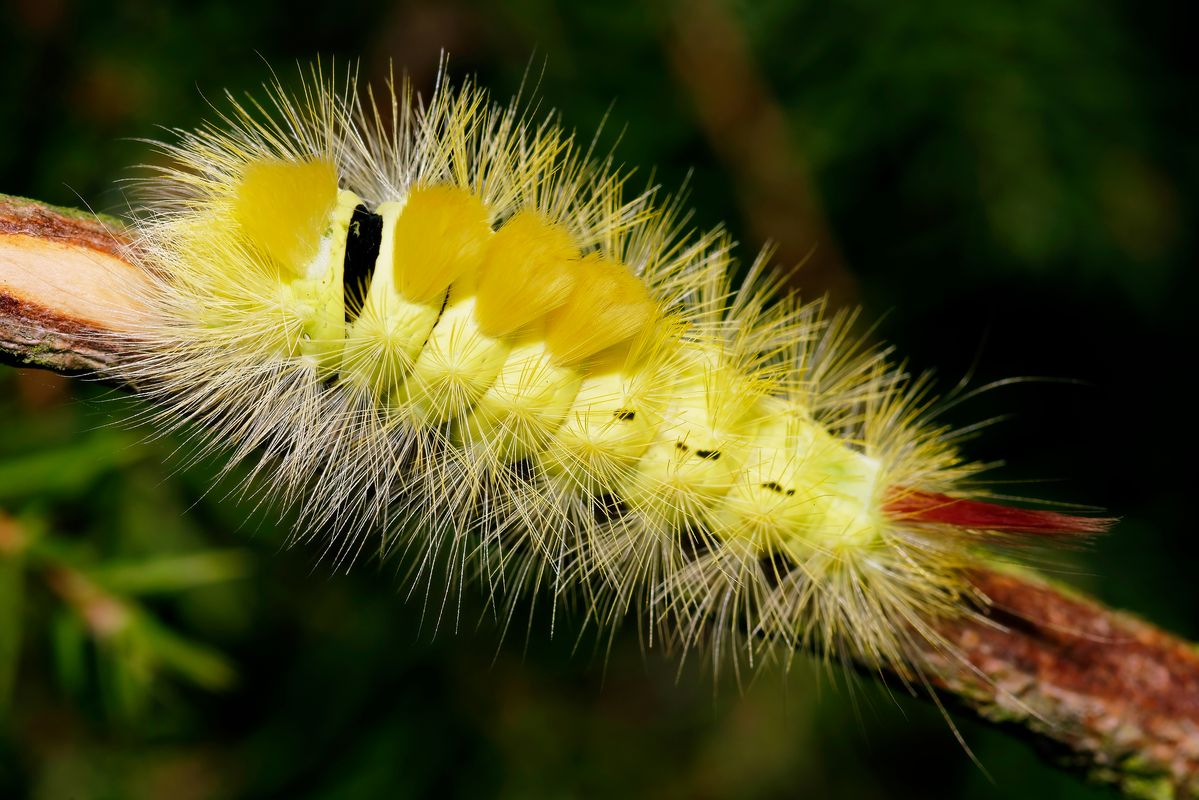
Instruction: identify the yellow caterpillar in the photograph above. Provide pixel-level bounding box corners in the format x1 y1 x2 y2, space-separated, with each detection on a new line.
112 64 1105 680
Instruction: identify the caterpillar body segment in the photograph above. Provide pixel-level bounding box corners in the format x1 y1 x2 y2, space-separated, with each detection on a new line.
400 281 511 426
116 67 1106 679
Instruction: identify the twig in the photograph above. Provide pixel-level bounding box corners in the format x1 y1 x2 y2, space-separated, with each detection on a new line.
2 194 1197 798
0 193 143 374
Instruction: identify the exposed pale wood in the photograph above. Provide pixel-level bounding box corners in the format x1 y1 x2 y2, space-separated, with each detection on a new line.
0 194 145 374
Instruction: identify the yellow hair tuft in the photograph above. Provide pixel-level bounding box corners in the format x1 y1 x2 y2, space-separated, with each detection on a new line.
473 211 578 337
232 158 339 275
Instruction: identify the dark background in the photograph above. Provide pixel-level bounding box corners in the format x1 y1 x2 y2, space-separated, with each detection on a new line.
1 0 1194 797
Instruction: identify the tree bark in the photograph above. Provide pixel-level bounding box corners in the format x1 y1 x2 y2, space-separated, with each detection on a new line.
2 193 1197 798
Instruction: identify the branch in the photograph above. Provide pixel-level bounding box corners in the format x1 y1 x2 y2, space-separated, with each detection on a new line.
3 194 1198 798
0 193 145 374
926 571 1199 797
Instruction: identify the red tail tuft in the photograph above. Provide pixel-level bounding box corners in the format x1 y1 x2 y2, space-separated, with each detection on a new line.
883 489 1114 536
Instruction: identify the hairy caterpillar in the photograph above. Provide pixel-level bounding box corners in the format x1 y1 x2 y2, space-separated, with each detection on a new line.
102 62 1107 684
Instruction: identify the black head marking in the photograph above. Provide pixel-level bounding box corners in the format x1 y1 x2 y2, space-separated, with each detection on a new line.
343 204 383 321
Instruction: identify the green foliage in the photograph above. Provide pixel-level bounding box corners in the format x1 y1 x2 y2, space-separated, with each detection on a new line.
0 371 247 730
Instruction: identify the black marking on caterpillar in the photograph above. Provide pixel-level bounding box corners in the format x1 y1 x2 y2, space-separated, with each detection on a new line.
343 204 383 321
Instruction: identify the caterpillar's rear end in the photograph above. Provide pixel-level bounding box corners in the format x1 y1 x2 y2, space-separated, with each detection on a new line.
114 64 1108 682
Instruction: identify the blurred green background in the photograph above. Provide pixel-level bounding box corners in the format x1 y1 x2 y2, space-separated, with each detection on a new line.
1 0 1194 797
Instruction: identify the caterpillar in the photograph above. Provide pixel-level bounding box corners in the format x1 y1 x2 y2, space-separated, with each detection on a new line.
103 63 1107 684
